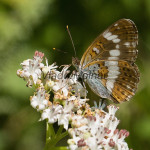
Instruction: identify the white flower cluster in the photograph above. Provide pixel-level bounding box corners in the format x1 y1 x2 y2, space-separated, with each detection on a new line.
17 51 45 87
17 51 130 150
68 105 129 150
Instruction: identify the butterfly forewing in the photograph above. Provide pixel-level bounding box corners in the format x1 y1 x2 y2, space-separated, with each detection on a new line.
78 18 140 103
80 19 138 68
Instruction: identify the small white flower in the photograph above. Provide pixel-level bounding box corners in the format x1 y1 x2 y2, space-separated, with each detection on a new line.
69 71 79 85
57 101 74 130
52 65 71 97
45 79 55 89
108 105 119 116
71 114 88 128
41 105 63 123
53 80 69 96
67 96 87 110
86 114 100 136
58 112 70 130
113 129 130 149
68 136 81 150
77 97 87 108
30 87 48 111
86 137 99 150
42 58 57 76
17 51 44 86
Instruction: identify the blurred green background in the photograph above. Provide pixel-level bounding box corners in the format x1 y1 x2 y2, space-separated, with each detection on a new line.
0 0 150 150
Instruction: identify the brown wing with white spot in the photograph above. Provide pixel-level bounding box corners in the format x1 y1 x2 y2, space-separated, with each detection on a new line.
80 19 138 68
84 60 140 103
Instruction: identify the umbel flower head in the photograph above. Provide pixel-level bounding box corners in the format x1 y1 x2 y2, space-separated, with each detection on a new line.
17 51 130 150
68 105 129 150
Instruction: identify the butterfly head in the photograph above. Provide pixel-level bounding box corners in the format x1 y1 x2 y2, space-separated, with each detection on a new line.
72 57 80 70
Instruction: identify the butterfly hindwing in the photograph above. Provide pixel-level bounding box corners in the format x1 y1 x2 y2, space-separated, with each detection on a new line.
104 60 140 103
83 60 139 103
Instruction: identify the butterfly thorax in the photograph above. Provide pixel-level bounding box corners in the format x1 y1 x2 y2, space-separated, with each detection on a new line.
72 57 80 71
72 57 87 81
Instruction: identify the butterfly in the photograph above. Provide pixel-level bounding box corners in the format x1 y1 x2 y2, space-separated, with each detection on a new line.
72 19 140 103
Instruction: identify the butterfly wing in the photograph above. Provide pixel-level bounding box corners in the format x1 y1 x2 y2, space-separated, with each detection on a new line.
80 19 138 68
80 19 139 103
84 60 139 103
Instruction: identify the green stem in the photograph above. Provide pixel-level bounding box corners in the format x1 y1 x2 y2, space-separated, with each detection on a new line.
51 147 68 150
46 122 55 142
44 122 55 150
43 123 69 150
57 131 69 141
56 125 64 137
46 131 69 149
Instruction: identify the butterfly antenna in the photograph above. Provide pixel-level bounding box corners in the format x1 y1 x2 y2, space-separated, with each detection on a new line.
66 25 77 57
53 48 68 53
